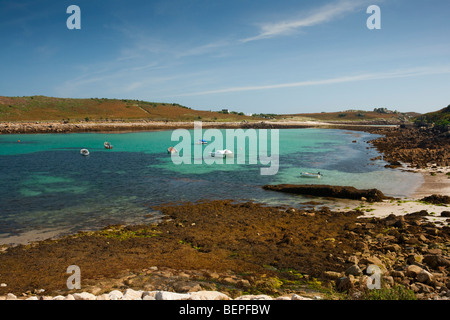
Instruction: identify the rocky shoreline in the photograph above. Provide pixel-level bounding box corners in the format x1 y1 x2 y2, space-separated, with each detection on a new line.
1 198 449 301
0 120 322 134
363 125 450 169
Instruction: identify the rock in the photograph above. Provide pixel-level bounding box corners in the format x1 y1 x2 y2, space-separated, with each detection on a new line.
262 184 390 202
204 271 220 280
235 295 273 300
237 279 251 288
173 281 202 293
390 270 405 279
415 282 435 294
122 288 143 300
323 271 343 280
423 255 450 269
360 256 387 272
142 291 158 300
26 296 39 300
345 265 363 276
96 294 110 300
65 294 75 300
155 291 191 300
383 276 395 288
275 296 292 300
108 290 124 300
420 195 450 205
441 211 450 217
6 293 17 300
336 276 354 292
73 292 97 300
52 295 66 300
407 254 424 264
291 294 313 300
406 265 424 278
347 255 359 265
417 270 434 285
188 291 231 300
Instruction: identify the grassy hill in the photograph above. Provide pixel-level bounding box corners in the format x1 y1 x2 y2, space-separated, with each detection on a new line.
414 105 450 127
0 96 253 122
275 110 413 122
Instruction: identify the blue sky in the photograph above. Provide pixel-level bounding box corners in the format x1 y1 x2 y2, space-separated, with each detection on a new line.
1 0 449 114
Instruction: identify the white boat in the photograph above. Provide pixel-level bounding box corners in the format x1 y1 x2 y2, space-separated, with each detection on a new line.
210 149 233 158
198 139 208 144
104 141 113 149
300 172 322 178
80 149 90 156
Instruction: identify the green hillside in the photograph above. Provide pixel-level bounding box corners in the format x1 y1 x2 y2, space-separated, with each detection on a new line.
0 96 253 122
414 105 450 127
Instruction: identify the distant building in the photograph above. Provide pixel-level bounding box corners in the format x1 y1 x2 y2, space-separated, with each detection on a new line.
221 109 229 114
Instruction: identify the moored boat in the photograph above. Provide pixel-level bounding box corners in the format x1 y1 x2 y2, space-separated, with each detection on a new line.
80 149 90 156
210 149 233 158
104 141 113 149
167 146 177 154
300 172 322 178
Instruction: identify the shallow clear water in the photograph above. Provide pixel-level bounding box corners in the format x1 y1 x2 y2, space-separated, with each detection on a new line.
0 128 422 244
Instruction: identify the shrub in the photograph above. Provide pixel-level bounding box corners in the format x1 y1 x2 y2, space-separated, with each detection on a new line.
363 285 417 300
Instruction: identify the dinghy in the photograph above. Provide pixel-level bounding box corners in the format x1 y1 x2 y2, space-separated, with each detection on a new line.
300 172 322 178
167 147 177 154
210 149 233 158
104 141 113 149
80 149 90 156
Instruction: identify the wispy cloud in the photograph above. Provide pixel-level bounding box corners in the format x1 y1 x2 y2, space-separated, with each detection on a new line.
241 0 367 43
177 66 450 96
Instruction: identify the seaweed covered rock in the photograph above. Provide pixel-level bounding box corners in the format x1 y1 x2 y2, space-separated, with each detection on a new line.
262 184 391 202
420 194 450 205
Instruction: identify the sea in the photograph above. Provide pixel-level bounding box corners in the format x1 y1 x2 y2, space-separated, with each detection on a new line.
0 128 423 245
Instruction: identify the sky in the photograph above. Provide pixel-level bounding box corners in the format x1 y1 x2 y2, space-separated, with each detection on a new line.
1 0 450 114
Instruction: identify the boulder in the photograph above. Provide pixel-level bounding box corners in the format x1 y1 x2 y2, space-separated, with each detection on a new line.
73 292 96 300
108 290 124 300
122 288 143 300
416 270 434 285
188 291 231 300
155 291 191 300
423 255 450 269
405 265 423 278
336 276 355 292
345 265 363 276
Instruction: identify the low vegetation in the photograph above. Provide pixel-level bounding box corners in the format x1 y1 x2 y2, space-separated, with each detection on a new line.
0 96 255 122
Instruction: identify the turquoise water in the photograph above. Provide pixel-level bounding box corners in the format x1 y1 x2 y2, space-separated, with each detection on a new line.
0 128 422 244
